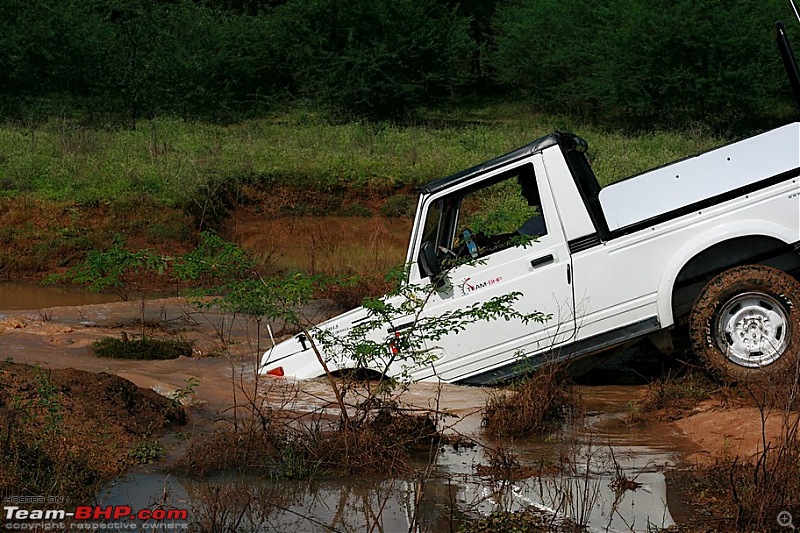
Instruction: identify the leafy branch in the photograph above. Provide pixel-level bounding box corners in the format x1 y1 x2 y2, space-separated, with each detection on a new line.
56 231 549 433
49 234 170 301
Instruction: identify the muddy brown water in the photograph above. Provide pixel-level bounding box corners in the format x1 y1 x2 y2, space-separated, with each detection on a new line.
0 285 701 532
0 282 120 311
99 386 697 532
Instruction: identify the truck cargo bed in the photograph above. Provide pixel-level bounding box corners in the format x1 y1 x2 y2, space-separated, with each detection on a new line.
599 123 800 231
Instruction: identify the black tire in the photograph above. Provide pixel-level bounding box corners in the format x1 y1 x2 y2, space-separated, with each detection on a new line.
689 265 800 382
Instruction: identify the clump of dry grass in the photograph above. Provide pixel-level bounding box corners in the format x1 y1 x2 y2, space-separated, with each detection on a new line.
172 425 300 478
322 408 439 474
676 362 800 532
684 431 800 531
482 363 578 440
174 407 439 479
625 368 714 424
627 362 800 425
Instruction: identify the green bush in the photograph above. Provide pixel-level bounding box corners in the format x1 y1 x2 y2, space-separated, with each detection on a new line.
91 336 193 360
270 0 473 119
339 203 372 217
1 0 795 128
379 194 414 218
491 0 794 129
0 0 287 123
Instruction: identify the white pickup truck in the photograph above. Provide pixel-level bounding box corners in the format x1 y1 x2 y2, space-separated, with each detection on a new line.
261 27 800 385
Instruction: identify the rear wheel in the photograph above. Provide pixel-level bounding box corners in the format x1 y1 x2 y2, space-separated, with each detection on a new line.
689 265 800 381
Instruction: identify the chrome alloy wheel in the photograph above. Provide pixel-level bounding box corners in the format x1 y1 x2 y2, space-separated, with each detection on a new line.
715 292 790 368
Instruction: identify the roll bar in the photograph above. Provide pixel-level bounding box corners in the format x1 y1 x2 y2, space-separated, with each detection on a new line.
776 21 800 112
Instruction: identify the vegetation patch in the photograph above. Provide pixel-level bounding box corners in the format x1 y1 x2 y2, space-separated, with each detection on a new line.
172 425 300 478
320 408 439 475
91 334 193 360
380 194 415 217
128 439 167 465
680 431 800 531
0 110 733 289
0 196 192 281
1 2 793 127
0 112 731 208
174 407 439 479
627 368 715 423
482 364 578 440
626 363 800 425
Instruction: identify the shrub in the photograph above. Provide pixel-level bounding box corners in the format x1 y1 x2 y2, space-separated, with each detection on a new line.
91 335 193 360
271 0 472 119
686 432 800 531
380 194 414 218
174 408 438 479
491 0 792 129
638 368 713 414
482 363 577 439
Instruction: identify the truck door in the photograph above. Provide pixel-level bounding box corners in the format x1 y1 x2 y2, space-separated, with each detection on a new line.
412 158 575 382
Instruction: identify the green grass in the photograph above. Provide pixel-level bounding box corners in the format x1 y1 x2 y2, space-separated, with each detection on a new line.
0 103 730 205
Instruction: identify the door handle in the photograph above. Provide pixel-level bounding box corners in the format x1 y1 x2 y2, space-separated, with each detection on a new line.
530 254 554 268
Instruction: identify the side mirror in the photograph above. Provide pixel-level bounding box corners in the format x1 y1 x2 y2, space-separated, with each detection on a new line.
419 241 442 280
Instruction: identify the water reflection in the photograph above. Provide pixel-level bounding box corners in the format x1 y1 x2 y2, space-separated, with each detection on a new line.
105 472 457 532
106 431 682 533
443 443 677 532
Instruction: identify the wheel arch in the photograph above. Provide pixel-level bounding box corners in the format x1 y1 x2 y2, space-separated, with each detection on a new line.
656 221 800 328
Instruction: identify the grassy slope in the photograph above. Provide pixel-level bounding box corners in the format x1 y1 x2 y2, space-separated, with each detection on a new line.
0 103 728 204
0 102 734 280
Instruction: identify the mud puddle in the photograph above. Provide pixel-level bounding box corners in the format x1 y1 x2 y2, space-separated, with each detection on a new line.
0 295 341 420
1 294 701 531
101 383 698 532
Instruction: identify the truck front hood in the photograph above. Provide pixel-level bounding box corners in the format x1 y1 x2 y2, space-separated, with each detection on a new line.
259 306 372 379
